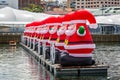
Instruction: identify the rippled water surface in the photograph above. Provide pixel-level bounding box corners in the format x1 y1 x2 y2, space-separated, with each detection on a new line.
0 43 120 80
94 43 120 80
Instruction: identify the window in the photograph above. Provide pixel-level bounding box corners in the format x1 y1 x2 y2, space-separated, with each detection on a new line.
81 6 84 8
81 2 84 4
101 26 115 34
77 6 80 8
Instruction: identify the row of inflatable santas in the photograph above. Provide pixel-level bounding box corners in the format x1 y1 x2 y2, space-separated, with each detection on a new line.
23 9 98 66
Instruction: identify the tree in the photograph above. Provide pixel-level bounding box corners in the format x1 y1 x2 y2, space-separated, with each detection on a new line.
23 4 44 13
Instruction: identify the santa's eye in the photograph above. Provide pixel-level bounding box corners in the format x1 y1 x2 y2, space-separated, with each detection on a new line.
77 26 86 36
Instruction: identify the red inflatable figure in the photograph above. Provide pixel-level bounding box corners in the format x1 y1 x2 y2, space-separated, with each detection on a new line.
48 16 63 64
62 10 97 66
23 23 30 45
55 13 74 52
41 16 57 59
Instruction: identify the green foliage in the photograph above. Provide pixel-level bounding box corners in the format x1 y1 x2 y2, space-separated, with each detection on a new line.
23 4 44 13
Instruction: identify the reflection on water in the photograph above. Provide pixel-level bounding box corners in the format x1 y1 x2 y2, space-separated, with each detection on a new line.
0 43 120 80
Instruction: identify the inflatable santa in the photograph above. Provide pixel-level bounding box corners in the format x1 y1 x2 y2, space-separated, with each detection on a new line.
55 13 74 52
23 23 29 45
36 21 43 55
30 22 38 50
26 22 33 48
54 12 75 65
27 23 33 47
41 16 57 60
62 9 97 66
48 16 63 64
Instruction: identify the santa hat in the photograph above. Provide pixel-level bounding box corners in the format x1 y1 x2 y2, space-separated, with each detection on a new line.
71 9 98 29
55 13 74 47
41 16 57 42
49 16 61 34
62 12 74 25
56 16 64 36
48 16 63 44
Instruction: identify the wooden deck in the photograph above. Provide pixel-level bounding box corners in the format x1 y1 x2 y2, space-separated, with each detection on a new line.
20 43 108 77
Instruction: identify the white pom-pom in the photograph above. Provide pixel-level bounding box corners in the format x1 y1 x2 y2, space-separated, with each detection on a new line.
89 24 98 29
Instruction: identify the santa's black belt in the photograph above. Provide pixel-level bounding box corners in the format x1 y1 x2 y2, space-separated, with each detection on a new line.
44 37 49 39
51 38 57 40
59 40 64 42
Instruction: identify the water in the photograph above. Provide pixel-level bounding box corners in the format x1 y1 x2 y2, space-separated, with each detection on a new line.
94 43 120 80
0 43 120 80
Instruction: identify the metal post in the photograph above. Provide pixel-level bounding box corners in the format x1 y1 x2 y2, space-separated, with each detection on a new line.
50 43 55 64
33 37 35 50
27 36 29 46
29 37 31 48
42 42 46 59
38 39 41 54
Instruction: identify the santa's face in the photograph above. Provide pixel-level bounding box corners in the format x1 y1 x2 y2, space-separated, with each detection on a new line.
42 25 49 34
65 24 76 36
49 25 57 34
57 24 67 36
30 27 34 34
36 27 40 34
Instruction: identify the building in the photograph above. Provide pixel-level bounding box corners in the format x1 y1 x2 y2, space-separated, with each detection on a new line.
0 0 8 8
66 0 75 10
18 0 41 9
74 0 120 10
59 1 67 9
0 0 18 9
67 0 72 8
45 0 59 11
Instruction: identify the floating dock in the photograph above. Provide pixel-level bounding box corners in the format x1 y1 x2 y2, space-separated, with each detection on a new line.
20 43 108 77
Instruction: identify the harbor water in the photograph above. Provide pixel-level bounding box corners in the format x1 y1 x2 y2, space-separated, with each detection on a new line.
0 43 120 80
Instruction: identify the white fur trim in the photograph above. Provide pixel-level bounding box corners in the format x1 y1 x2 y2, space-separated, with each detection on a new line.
69 53 92 57
57 29 65 36
70 20 86 24
64 44 95 49
89 24 98 29
77 29 86 36
49 27 57 34
46 23 61 26
55 42 65 46
41 29 49 34
48 40 56 44
62 21 71 24
65 25 76 36
42 40 48 42
49 29 57 34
